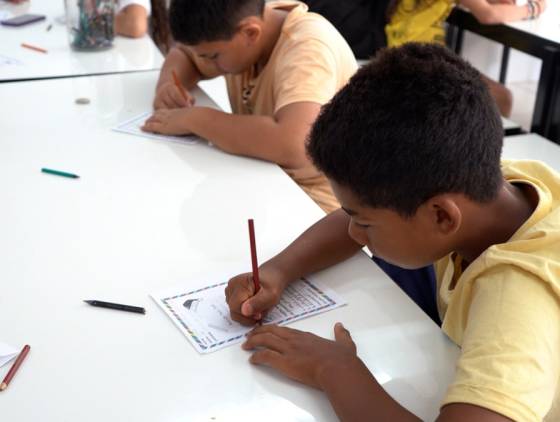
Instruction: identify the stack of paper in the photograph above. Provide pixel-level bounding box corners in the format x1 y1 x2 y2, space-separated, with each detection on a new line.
0 342 18 368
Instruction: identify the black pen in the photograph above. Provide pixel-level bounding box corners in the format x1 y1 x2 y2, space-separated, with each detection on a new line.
84 300 146 314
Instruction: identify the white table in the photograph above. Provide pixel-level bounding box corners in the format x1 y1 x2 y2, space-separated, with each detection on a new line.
504 1 560 46
0 71 459 421
501 116 522 135
0 0 163 82
447 3 560 141
503 132 560 169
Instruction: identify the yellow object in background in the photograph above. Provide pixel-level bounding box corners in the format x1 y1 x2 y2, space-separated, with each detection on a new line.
386 0 455 46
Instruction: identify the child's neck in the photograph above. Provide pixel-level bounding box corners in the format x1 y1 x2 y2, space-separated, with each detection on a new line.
456 181 538 264
255 8 288 74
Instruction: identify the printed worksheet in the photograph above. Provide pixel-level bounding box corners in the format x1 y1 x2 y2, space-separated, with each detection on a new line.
0 342 18 368
0 54 22 67
152 276 346 354
113 111 200 145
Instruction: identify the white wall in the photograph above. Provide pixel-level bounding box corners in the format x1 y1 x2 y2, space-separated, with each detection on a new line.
460 32 541 84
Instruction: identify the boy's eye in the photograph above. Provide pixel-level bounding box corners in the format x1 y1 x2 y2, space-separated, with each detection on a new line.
355 222 370 229
208 53 219 60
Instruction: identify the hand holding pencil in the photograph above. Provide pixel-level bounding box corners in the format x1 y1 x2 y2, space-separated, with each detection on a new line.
225 220 290 326
153 70 196 110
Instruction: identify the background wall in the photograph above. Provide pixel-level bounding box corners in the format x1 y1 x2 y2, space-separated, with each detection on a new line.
460 32 541 130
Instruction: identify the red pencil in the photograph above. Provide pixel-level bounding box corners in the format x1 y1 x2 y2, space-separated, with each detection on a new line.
248 219 262 324
172 70 189 102
0 344 30 391
248 219 260 292
21 43 48 54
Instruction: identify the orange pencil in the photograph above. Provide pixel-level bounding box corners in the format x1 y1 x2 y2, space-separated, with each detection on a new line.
0 344 30 391
21 43 48 54
172 70 189 102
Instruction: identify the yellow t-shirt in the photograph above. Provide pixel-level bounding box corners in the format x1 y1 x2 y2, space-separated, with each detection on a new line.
386 0 455 47
180 1 357 213
435 160 560 421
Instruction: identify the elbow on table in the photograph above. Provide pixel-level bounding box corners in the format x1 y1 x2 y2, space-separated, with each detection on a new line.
279 145 312 170
220 142 308 170
118 20 148 38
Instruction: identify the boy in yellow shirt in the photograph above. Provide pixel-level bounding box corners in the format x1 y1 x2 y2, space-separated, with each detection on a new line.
386 0 547 46
226 43 560 421
385 0 547 118
142 0 357 213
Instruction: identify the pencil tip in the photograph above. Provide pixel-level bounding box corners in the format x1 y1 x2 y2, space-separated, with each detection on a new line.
0 383 7 391
84 300 92 304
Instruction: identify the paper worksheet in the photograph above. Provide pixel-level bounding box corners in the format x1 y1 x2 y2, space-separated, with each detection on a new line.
0 54 22 67
113 111 201 145
152 276 346 354
0 342 18 368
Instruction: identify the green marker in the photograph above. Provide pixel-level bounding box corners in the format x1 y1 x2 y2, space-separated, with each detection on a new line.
41 168 80 179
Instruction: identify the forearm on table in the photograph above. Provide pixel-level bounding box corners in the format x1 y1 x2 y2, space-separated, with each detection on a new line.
262 209 362 285
114 5 148 38
319 358 421 422
460 0 531 23
185 107 309 169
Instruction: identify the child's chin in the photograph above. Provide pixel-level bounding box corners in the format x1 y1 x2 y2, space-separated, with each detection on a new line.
373 253 418 270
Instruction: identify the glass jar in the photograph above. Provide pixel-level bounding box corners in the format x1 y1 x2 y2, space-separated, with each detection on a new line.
64 0 116 51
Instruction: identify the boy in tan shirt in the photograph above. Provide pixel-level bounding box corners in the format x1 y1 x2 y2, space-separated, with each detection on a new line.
142 0 357 212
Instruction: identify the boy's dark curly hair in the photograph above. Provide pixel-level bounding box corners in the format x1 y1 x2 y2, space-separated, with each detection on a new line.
307 43 504 217
169 0 265 44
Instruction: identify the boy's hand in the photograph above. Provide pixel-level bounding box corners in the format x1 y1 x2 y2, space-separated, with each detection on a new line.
153 81 195 110
225 269 289 325
141 108 194 135
242 323 359 389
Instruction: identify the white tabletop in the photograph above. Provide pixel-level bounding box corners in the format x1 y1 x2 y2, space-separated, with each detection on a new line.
0 70 459 421
0 0 163 82
505 1 560 46
501 116 521 130
503 132 560 168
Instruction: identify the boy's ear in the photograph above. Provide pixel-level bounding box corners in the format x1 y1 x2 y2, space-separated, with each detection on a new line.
238 18 262 45
426 195 462 236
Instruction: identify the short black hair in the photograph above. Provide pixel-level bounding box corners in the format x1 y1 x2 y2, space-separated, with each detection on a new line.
307 43 504 217
169 0 265 44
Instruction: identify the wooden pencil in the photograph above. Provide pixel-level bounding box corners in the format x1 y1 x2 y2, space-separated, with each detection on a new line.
21 43 48 54
248 219 261 293
172 70 189 102
0 344 30 391
248 219 262 325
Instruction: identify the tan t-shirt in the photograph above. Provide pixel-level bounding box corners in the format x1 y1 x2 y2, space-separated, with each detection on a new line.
180 1 357 213
435 160 560 421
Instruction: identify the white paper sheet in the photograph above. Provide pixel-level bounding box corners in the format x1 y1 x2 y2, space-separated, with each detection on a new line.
0 54 23 66
152 276 346 354
0 342 18 368
112 111 201 145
